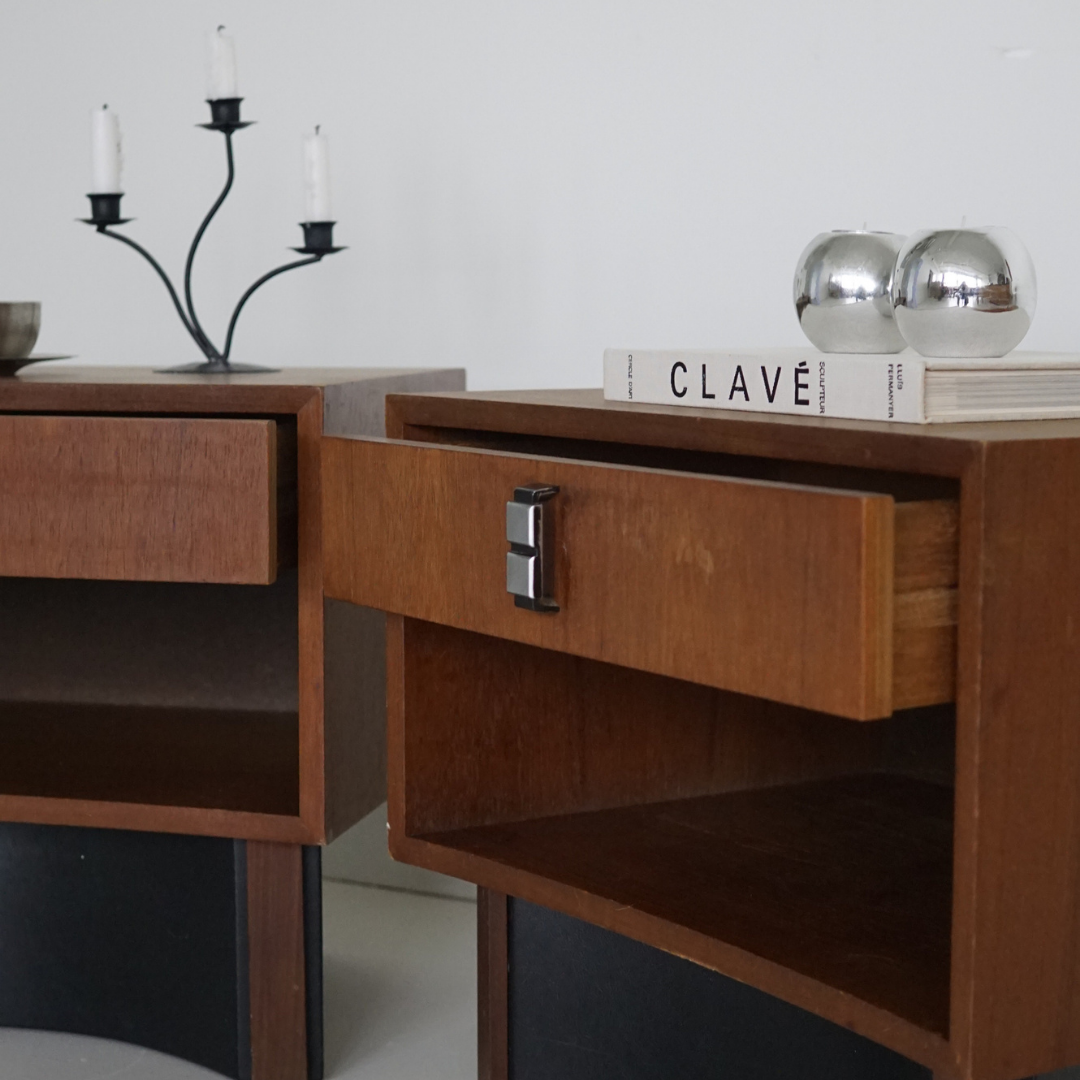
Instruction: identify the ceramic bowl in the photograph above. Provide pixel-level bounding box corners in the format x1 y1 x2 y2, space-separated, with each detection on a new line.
0 302 41 360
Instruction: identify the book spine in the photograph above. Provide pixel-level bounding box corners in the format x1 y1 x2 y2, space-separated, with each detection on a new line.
603 350 926 423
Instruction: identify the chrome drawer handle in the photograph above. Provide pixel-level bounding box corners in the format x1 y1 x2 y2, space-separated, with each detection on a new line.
506 483 559 613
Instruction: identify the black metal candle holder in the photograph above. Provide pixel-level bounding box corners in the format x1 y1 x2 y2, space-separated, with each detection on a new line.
82 98 344 374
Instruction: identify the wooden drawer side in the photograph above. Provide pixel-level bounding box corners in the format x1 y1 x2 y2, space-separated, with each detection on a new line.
0 415 279 584
892 500 959 711
324 437 908 719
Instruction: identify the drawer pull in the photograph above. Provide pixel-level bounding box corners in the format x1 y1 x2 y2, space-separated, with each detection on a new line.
506 484 559 612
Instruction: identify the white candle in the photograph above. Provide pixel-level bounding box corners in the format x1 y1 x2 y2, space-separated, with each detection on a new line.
303 127 332 221
208 26 239 100
90 105 122 194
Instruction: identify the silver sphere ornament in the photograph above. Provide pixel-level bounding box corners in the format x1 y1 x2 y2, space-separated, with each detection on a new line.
892 227 1036 357
793 230 906 354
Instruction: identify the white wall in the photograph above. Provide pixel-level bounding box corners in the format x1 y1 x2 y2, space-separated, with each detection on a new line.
2 1 1078 384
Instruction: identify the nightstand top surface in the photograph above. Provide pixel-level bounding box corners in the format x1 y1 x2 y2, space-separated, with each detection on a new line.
8 365 444 388
381 387 1080 480
0 366 465 416
391 387 1080 444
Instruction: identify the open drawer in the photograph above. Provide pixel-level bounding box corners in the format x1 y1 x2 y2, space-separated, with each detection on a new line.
322 436 958 720
0 414 288 584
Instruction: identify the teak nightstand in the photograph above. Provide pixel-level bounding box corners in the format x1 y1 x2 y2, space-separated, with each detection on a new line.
323 389 1080 1080
0 365 462 1080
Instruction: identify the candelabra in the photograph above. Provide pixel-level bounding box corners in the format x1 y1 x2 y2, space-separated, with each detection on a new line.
82 98 343 374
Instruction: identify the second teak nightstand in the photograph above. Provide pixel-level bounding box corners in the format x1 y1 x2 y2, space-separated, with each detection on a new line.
323 388 1080 1080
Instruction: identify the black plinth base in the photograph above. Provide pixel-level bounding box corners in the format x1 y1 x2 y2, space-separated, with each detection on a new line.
155 361 281 375
507 899 929 1080
0 823 322 1080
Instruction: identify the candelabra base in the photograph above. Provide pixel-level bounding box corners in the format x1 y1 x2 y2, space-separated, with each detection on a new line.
155 360 280 375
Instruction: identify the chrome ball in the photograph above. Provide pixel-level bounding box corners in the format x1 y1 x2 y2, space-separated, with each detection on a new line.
793 231 906 354
892 227 1036 357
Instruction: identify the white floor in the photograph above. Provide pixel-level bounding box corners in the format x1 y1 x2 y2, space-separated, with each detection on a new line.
0 880 477 1080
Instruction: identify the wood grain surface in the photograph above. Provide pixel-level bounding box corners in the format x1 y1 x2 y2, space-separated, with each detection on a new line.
0 415 278 584
430 776 953 1036
0 574 299 713
247 841 308 1080
371 426 960 714
295 396 328 843
384 387 1079 460
394 619 955 836
321 600 387 841
948 438 1080 1080
324 437 909 719
895 500 959 591
396 422 961 502
393 803 950 1071
478 888 509 1080
892 499 960 708
0 701 297 814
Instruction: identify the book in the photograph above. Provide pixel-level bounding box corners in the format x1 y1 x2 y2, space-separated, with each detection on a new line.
603 347 1080 424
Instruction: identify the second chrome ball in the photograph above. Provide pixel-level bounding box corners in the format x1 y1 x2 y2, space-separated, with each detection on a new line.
891 227 1037 357
793 230 906 354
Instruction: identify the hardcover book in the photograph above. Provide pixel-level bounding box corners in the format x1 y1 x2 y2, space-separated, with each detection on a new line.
603 347 1080 424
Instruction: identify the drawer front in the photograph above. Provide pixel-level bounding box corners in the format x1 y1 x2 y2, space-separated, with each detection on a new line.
323 437 901 719
0 415 279 584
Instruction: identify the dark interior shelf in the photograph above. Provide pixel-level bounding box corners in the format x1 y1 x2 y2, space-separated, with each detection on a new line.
0 702 299 816
424 773 953 1036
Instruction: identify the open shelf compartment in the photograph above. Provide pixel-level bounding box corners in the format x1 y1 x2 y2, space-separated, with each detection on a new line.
0 701 298 816
427 774 952 1036
0 574 301 826
390 617 957 1066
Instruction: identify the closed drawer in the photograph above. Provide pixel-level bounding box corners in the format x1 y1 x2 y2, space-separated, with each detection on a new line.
322 437 958 720
0 415 282 584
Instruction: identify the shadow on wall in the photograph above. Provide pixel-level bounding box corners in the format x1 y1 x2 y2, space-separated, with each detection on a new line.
323 802 476 900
